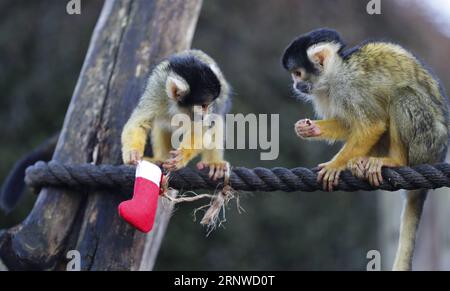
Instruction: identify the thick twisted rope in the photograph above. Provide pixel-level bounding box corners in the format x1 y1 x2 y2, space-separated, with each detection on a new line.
24 161 450 193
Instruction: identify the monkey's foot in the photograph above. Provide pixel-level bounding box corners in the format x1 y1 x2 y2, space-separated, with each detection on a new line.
317 162 345 192
162 150 185 172
295 119 321 139
364 157 400 187
364 157 386 187
347 157 369 179
197 161 229 181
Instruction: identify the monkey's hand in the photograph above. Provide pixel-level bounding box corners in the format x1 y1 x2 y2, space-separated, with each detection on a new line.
295 119 321 139
122 149 143 165
197 161 228 181
317 161 346 192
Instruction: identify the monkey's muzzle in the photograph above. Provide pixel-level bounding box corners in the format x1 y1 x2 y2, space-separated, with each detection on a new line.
295 81 312 94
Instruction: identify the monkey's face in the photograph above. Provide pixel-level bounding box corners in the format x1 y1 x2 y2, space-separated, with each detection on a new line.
282 28 345 101
289 67 319 102
291 68 312 93
166 73 220 119
285 43 343 102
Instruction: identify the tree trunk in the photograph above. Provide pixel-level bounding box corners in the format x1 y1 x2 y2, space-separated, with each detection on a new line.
0 0 203 271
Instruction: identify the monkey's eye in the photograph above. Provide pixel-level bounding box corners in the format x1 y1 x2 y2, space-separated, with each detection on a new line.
293 70 302 78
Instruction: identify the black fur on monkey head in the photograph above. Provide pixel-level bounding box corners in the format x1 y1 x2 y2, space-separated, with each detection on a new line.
281 28 346 75
168 55 221 108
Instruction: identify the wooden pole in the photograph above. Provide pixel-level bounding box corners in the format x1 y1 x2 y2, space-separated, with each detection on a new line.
0 0 203 271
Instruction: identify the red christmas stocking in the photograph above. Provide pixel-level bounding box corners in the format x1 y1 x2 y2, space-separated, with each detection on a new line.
118 161 163 233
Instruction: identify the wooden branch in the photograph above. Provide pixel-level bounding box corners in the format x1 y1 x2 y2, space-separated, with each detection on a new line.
0 0 203 270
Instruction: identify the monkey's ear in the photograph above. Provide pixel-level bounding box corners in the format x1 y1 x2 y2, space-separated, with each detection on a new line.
312 50 329 67
166 74 190 100
308 42 341 69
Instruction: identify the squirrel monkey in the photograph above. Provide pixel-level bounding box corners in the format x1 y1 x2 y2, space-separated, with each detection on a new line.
121 50 231 180
282 28 449 271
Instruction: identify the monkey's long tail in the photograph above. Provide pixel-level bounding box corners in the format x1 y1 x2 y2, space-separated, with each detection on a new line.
0 133 58 213
392 189 428 271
